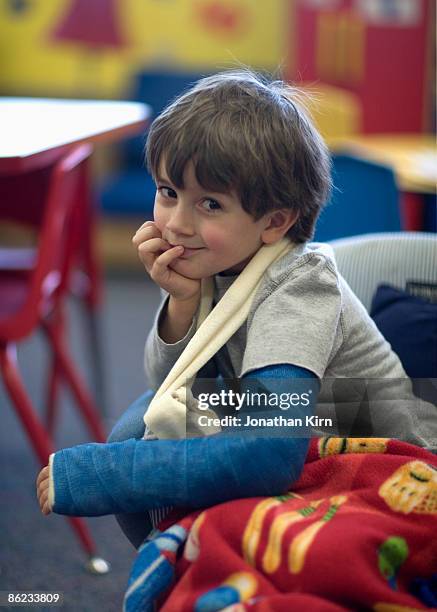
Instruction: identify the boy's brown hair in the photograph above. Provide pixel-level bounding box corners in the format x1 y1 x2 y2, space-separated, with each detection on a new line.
146 70 331 243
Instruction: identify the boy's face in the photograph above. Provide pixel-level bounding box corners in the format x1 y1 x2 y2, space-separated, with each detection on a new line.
153 160 271 279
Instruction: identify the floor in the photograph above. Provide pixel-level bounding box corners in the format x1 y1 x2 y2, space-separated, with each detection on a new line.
0 273 162 611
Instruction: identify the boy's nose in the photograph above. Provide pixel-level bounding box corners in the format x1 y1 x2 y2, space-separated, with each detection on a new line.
166 203 195 237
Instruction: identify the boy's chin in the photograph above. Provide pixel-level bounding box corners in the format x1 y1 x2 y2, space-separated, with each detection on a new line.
169 259 207 280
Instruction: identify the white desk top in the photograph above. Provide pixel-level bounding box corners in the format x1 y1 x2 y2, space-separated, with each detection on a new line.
0 98 151 173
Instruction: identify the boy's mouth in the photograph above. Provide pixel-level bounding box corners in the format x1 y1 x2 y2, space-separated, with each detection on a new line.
179 246 204 258
166 239 205 258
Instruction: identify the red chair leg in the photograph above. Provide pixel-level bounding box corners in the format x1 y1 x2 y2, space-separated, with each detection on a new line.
42 318 106 442
0 342 96 557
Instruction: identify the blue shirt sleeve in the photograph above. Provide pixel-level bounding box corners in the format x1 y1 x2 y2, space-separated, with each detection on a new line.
52 365 318 516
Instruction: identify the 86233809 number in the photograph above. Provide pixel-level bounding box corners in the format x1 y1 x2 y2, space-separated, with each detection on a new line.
0 592 63 607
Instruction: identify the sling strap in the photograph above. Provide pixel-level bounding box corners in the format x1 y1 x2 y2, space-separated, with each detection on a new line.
144 238 293 439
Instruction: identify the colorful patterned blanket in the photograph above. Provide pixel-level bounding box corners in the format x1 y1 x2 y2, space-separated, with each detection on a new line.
124 438 437 611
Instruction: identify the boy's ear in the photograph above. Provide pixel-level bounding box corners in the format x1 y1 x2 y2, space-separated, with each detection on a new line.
261 209 299 244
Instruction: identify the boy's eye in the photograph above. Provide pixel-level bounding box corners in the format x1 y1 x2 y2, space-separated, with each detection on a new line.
158 186 177 199
200 199 221 212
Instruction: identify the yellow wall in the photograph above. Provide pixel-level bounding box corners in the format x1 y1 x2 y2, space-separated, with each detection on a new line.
0 0 288 99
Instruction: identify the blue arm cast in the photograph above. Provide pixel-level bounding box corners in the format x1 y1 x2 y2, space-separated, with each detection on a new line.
52 365 318 516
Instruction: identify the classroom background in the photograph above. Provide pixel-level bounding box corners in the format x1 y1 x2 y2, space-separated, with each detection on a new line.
0 1 435 610
0 0 435 264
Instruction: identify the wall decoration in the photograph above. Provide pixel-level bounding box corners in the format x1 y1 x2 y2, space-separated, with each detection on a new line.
194 0 248 37
6 0 32 15
51 0 125 49
0 0 286 98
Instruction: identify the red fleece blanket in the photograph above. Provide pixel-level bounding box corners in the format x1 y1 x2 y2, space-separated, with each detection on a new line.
124 438 437 611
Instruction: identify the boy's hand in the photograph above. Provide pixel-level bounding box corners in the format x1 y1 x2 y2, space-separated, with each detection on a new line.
36 465 52 515
132 221 200 301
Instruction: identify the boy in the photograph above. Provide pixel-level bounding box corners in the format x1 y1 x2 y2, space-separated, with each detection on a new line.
37 70 436 548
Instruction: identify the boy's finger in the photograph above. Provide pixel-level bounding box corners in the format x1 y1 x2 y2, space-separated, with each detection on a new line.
132 222 159 244
38 488 46 511
135 220 155 233
137 237 170 255
37 485 48 505
138 240 171 271
39 486 47 503
37 474 49 488
36 466 49 488
153 245 184 273
37 480 46 501
42 498 52 515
